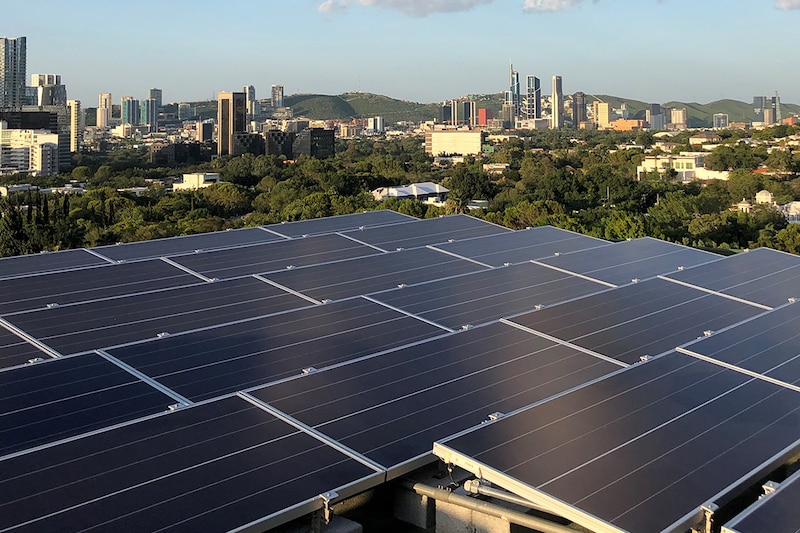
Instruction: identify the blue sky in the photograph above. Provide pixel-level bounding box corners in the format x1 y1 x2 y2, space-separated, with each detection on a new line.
7 0 800 107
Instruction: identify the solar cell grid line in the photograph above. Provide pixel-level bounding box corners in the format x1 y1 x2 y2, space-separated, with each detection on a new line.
263 209 417 238
432 225 611 268
369 261 610 330
0 322 53 370
433 352 800 533
0 248 107 280
262 247 488 302
721 467 800 533
0 395 383 533
536 236 722 287
0 352 175 457
92 226 286 262
248 321 622 474
508 277 765 364
658 275 774 311
3 276 312 356
168 233 381 281
341 214 511 252
105 297 447 402
0 259 204 315
676 302 800 390
664 247 800 309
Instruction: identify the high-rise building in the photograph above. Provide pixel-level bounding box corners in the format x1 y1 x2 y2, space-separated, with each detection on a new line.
505 64 521 119
271 85 284 109
30 74 67 107
66 99 82 152
140 97 158 133
217 91 246 156
524 76 541 120
0 36 26 109
551 76 563 129
669 107 688 130
712 113 729 129
367 116 385 133
120 96 139 125
148 88 162 112
243 85 259 122
177 103 195 120
293 128 335 159
572 92 587 126
0 119 60 175
593 101 612 129
97 93 112 128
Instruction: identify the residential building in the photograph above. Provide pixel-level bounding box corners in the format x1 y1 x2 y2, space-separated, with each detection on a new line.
371 182 448 204
140 97 158 133
551 76 563 129
177 103 195 120
271 85 284 109
366 116 385 133
524 75 541 120
756 190 775 205
29 74 66 107
66 99 82 152
636 152 729 181
0 119 59 175
120 96 139 125
97 93 112 128
713 113 729 129
0 36 26 109
216 91 246 156
173 172 220 191
689 132 722 147
424 130 483 156
593 101 612 129
669 107 688 130
148 88 162 112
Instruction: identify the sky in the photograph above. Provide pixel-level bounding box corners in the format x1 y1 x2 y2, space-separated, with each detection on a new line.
6 0 800 107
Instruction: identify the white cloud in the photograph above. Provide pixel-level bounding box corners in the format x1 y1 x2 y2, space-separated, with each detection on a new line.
523 0 584 12
318 0 349 13
776 0 800 8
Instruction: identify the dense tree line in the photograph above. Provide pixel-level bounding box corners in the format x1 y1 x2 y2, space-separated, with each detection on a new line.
2 126 800 258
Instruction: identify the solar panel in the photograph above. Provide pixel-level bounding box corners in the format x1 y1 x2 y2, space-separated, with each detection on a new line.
106 298 446 402
371 262 610 330
0 248 107 280
92 227 284 262
4 277 311 355
536 237 721 286
665 247 800 308
722 467 800 533
0 259 202 315
434 352 800 533
432 225 610 267
679 303 800 388
250 321 622 475
509 277 764 364
168 233 380 280
0 395 382 532
341 214 510 251
262 247 487 302
0 353 174 457
0 323 53 370
264 209 415 238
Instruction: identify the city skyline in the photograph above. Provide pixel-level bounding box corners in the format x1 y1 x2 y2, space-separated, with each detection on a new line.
5 0 800 106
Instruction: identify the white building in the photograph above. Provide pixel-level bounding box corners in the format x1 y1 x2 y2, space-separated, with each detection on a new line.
424 130 483 156
67 99 82 153
97 93 112 128
173 173 220 191
367 116 385 133
636 152 729 182
0 120 59 176
756 190 775 205
372 182 448 204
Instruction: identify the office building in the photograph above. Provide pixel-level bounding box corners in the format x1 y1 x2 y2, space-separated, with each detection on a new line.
265 130 296 159
121 96 139 125
243 85 259 121
293 128 335 159
439 103 452 124
366 116 385 133
148 88 162 112
271 84 284 109
477 108 493 126
0 119 59 175
712 113 729 129
196 120 213 142
505 64 521 119
66 99 82 152
177 103 195 120
551 76 563 129
0 36 26 109
97 93 112 128
572 92 587 126
30 74 66 107
524 76 541 120
593 101 612 129
140 98 158 133
217 91 246 156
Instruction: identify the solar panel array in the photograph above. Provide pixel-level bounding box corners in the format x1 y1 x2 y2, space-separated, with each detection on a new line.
2 212 800 533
